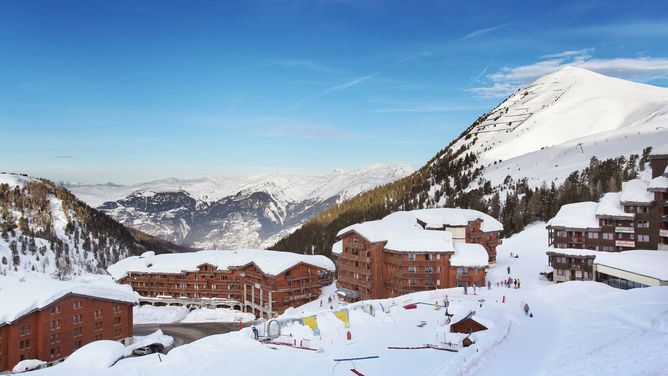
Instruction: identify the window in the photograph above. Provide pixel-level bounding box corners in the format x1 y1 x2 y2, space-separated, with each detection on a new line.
93 309 102 319
424 254 432 261
408 253 416 261
408 279 417 286
50 319 60 330
557 269 565 276
352 237 358 243
457 267 468 275
587 232 599 239
408 266 416 273
50 333 61 344
74 340 82 349
637 221 650 228
113 304 121 313
557 230 567 237
19 325 30 336
425 279 434 286
73 327 82 337
603 233 614 240
50 305 61 314
638 234 650 242
73 301 82 309
73 314 82 324
424 266 433 273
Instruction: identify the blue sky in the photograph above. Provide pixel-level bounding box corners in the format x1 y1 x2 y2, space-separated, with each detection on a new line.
1 0 668 184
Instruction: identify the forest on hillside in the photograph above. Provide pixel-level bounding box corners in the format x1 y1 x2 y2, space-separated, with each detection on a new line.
271 145 653 258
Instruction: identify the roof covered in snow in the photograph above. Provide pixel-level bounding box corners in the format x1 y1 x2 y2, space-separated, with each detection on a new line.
620 179 653 203
595 192 634 219
337 218 454 253
0 275 138 325
546 248 668 281
451 243 489 267
547 202 599 228
409 208 503 232
336 208 502 253
331 240 343 255
648 175 668 191
107 249 336 281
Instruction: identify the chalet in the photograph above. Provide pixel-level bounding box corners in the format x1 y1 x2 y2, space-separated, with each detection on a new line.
0 276 136 372
108 249 335 318
333 208 500 302
450 311 488 334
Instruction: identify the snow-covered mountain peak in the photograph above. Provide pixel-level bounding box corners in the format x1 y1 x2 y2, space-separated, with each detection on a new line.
446 67 668 188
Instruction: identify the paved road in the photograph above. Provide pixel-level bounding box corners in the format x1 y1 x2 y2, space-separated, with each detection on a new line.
134 322 244 348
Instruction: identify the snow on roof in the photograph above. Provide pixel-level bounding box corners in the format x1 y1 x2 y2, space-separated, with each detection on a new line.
336 208 502 253
547 201 599 228
648 175 668 190
63 340 125 369
595 192 634 218
331 240 343 255
337 218 454 253
0 275 138 325
107 249 335 281
450 243 489 267
408 208 503 232
546 248 668 281
620 179 653 203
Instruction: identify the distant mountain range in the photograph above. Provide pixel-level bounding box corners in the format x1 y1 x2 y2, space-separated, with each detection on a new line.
273 66 668 255
66 165 414 250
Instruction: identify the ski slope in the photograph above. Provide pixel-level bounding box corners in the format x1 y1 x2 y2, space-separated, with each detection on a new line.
447 67 668 188
31 223 668 375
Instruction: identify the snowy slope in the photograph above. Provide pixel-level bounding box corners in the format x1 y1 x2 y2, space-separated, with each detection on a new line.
446 66 668 189
32 223 668 376
67 165 413 249
0 173 150 277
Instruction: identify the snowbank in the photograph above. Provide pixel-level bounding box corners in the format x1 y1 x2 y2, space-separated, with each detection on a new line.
134 305 256 324
62 341 125 369
124 330 174 356
12 359 46 373
181 308 255 323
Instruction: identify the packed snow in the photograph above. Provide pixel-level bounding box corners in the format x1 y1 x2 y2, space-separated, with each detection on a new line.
596 192 634 218
451 243 489 267
133 305 255 324
30 222 668 375
0 273 138 325
107 249 335 281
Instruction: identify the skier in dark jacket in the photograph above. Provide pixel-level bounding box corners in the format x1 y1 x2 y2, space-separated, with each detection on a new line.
507 266 511 274
523 303 530 316
252 326 259 340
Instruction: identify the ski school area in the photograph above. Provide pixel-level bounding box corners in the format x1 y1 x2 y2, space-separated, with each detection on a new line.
28 223 668 375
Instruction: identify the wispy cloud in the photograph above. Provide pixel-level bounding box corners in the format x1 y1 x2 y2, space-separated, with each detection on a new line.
461 23 510 40
469 49 668 98
54 155 75 159
322 72 380 94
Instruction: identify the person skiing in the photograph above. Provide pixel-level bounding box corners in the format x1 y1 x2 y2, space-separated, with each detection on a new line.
320 300 323 307
513 279 517 289
523 303 530 316
507 266 511 274
517 279 521 289
252 326 259 340
487 281 492 290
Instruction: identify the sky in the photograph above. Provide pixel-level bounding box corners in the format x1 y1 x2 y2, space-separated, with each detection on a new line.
1 0 668 184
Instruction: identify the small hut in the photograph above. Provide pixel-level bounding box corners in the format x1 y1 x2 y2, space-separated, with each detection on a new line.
450 311 487 334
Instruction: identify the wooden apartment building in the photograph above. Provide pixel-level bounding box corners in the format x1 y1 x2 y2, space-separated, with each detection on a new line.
0 278 136 373
332 209 501 302
109 249 335 318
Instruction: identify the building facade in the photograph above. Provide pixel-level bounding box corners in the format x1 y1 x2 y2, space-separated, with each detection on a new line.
548 154 668 252
110 250 335 318
0 293 133 372
546 249 668 289
334 209 499 303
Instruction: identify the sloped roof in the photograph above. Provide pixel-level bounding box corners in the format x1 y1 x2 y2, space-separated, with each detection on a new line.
547 201 599 228
107 249 335 281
